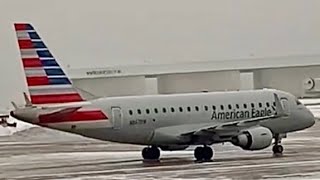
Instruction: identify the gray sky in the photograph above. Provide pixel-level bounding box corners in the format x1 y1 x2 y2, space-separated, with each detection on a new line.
0 0 320 108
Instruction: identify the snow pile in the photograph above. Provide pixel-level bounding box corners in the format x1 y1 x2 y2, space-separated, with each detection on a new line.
0 119 33 136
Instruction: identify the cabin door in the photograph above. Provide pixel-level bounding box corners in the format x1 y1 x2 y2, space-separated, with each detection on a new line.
111 107 123 129
280 98 290 115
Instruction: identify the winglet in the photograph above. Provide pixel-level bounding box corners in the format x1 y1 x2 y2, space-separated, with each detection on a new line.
273 93 288 117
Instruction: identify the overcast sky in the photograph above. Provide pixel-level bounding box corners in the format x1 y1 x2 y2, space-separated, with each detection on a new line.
0 0 320 109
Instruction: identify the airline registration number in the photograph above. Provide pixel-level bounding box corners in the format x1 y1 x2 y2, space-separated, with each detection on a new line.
129 119 146 125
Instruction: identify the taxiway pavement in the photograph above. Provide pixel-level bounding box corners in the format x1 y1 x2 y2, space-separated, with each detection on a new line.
0 121 320 180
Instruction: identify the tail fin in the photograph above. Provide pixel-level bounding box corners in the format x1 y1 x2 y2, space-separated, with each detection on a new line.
14 23 84 105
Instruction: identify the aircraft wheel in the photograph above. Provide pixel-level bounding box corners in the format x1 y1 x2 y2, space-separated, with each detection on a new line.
142 146 160 160
202 146 213 161
272 145 284 154
194 146 204 161
194 146 214 161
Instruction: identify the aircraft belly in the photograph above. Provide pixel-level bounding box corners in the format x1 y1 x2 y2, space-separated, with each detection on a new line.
70 126 154 145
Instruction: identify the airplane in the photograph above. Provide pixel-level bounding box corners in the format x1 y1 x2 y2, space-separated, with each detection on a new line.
10 23 315 162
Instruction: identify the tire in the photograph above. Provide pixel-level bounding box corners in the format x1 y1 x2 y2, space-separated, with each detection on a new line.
150 146 160 159
272 145 284 154
194 147 204 161
202 146 213 161
142 147 160 160
142 147 151 159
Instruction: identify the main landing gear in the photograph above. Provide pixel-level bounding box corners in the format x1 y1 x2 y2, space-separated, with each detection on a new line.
272 134 284 156
142 146 160 160
194 146 214 162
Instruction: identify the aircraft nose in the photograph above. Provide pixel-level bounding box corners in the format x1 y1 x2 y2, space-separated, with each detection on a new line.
305 108 315 128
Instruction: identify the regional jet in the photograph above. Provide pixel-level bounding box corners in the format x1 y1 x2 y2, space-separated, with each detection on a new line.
10 23 315 161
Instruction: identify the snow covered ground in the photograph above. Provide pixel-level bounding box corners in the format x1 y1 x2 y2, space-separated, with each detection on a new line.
0 122 320 179
0 119 32 136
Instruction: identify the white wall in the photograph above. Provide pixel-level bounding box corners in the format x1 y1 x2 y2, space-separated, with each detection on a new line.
253 66 320 97
157 71 240 94
73 76 146 97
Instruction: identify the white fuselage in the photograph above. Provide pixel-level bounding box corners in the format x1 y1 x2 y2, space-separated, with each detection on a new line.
32 89 314 146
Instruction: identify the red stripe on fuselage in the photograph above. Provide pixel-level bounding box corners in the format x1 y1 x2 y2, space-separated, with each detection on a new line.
31 93 83 104
18 39 33 49
26 76 49 86
39 110 108 123
23 58 42 67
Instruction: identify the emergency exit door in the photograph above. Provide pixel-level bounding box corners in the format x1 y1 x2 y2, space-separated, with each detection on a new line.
111 107 122 129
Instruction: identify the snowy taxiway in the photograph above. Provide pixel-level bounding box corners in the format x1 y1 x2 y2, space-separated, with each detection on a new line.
0 120 319 179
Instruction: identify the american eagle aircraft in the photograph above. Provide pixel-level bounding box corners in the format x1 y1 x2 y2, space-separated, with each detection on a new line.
10 23 315 161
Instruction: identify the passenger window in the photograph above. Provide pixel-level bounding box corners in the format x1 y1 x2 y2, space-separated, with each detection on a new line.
204 106 208 111
236 104 239 109
251 103 255 108
243 104 247 109
195 106 199 111
137 109 141 114
212 105 216 110
259 103 262 108
220 105 224 110
162 108 167 113
179 107 183 112
228 104 232 110
154 108 158 114
129 110 133 115
146 109 150 114
171 107 175 113
266 102 270 107
187 107 191 112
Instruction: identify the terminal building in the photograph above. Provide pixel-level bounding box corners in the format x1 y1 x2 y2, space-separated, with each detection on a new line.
67 55 320 98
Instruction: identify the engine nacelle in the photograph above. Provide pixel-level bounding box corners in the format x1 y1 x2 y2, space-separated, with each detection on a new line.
231 126 273 150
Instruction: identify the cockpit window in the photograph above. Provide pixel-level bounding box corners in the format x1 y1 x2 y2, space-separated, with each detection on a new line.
296 99 302 105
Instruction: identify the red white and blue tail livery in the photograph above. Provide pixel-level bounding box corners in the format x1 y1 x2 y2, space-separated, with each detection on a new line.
14 23 108 125
15 23 83 105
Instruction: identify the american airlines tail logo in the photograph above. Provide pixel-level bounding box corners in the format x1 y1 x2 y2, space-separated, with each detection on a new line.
14 23 108 123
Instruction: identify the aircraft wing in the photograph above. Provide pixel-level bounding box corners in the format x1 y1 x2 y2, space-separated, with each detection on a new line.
154 93 288 144
182 114 279 137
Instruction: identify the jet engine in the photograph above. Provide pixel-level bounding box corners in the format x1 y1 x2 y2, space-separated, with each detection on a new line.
231 126 273 150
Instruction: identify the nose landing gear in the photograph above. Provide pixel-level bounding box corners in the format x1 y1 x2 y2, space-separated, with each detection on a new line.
273 134 284 156
194 146 214 162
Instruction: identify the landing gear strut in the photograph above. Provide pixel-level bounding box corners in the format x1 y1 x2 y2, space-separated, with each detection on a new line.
142 146 160 160
194 146 214 162
273 134 284 155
